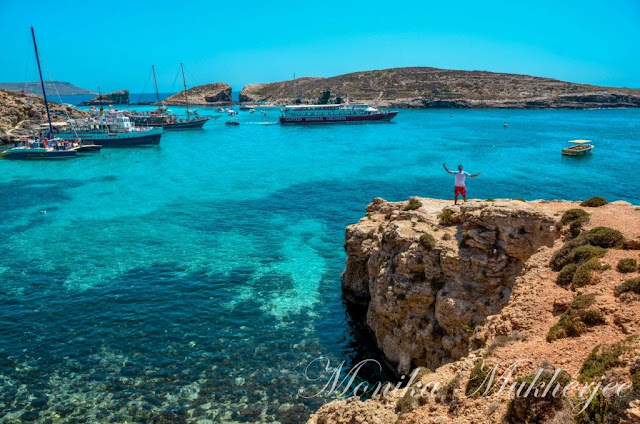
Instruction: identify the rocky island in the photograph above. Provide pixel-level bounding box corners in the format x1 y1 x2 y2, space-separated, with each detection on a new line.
79 89 129 105
0 89 88 143
240 67 640 108
309 197 640 423
162 83 232 106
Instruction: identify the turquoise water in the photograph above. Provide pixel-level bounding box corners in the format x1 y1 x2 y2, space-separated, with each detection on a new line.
1 107 639 422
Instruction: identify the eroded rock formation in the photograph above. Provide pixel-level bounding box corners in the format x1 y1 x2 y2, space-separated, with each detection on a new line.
163 83 232 105
79 89 129 105
343 198 559 374
308 198 640 424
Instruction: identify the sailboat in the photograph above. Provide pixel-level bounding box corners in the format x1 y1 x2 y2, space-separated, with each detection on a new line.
1 27 77 159
128 64 212 130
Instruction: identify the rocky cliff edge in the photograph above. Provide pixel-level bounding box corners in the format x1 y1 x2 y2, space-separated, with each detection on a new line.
309 197 640 424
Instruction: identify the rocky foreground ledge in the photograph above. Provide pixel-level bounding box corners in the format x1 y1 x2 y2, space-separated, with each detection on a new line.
309 197 640 424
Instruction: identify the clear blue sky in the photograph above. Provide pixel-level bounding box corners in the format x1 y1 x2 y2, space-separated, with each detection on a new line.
1 0 639 93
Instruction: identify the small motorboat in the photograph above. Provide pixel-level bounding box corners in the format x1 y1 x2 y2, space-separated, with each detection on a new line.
70 142 102 153
562 139 594 156
225 121 240 126
228 109 238 116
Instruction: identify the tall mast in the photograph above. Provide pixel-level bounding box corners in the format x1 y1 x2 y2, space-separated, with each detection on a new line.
152 65 160 104
31 27 53 138
371 78 375 105
181 63 190 119
292 72 296 103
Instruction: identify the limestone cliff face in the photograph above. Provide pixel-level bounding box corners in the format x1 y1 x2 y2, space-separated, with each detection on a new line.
238 67 640 108
79 89 129 105
343 198 559 374
0 89 88 143
163 83 232 105
309 198 640 424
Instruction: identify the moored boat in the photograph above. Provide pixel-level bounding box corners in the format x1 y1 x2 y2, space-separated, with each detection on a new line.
127 65 212 130
1 137 77 159
1 28 76 160
55 111 162 147
562 139 594 156
279 103 397 124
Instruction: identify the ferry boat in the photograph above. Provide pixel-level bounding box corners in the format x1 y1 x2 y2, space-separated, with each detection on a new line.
279 103 397 124
55 111 162 147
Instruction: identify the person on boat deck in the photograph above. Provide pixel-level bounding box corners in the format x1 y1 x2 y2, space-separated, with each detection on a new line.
443 163 481 205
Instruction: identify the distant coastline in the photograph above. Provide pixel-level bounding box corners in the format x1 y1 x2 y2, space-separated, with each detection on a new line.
238 67 640 109
0 81 95 96
3 66 640 110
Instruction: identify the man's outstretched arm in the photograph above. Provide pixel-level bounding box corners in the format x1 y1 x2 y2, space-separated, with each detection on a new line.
443 163 454 174
470 172 482 177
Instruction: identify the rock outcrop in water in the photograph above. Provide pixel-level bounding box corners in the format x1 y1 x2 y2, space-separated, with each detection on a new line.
239 67 640 108
309 197 640 423
0 89 88 143
163 83 232 105
79 89 129 105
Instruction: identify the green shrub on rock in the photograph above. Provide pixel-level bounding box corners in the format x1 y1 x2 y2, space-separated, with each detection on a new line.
404 198 422 211
556 263 578 287
616 258 638 273
505 369 571 424
561 208 590 225
572 257 604 288
547 294 604 342
580 196 608 207
466 360 495 396
578 338 635 383
581 227 624 248
419 233 436 250
577 308 605 326
439 209 456 226
615 277 640 296
551 244 607 271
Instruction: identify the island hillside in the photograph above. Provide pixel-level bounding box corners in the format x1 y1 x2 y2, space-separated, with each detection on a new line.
162 83 232 106
239 67 640 108
0 89 88 143
308 197 640 423
0 81 95 96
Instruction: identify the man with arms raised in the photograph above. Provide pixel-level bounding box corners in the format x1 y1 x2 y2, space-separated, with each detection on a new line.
443 163 481 205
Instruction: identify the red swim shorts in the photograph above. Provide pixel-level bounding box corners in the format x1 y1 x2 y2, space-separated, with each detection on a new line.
455 186 466 197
